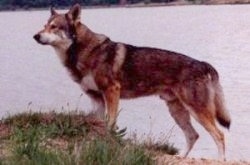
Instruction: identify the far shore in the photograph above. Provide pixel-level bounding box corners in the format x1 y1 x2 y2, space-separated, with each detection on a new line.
1 0 250 12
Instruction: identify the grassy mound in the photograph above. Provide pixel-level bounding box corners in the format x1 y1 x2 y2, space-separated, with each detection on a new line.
0 111 178 165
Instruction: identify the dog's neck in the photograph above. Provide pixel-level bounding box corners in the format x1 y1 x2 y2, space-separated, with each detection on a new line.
67 23 109 64
51 23 107 83
52 23 89 64
75 23 107 49
53 23 109 70
66 37 77 66
53 39 73 64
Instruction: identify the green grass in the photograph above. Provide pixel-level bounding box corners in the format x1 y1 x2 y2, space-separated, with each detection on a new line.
0 111 178 165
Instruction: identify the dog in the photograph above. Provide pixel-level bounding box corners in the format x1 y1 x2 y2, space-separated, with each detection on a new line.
33 4 231 160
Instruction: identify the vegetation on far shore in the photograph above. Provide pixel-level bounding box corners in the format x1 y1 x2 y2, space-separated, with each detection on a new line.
0 111 178 165
1 0 250 11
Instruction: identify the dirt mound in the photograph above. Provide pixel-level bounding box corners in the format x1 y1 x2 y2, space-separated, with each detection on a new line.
155 154 250 165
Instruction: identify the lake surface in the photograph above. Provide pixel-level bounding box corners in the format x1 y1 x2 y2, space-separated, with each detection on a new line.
1 5 250 161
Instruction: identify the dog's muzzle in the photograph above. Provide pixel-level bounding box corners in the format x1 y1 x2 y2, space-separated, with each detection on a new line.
33 34 47 45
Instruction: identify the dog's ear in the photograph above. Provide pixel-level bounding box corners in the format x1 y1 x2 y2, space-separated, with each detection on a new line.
50 6 57 16
67 4 81 22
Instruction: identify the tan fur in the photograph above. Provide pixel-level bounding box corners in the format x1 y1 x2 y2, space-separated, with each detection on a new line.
34 4 231 160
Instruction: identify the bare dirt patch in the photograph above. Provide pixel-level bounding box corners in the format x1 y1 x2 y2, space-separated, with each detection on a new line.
155 154 250 165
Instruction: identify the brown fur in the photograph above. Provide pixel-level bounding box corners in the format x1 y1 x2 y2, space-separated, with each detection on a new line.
34 4 231 160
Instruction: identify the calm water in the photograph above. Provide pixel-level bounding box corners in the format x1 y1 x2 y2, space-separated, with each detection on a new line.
1 5 250 160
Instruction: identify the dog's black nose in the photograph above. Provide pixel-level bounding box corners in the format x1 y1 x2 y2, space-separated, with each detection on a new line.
33 34 40 41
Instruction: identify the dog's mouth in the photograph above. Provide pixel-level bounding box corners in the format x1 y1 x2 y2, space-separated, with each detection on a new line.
35 40 48 45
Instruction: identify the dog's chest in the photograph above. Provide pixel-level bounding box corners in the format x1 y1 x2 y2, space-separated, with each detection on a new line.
80 73 99 92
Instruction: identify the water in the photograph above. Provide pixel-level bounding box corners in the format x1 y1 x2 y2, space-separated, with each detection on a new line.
1 5 250 161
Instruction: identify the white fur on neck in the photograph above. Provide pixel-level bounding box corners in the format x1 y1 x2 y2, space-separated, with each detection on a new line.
53 39 73 63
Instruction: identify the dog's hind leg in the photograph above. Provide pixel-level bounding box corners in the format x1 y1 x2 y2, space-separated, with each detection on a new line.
160 92 199 157
191 109 225 160
177 80 226 160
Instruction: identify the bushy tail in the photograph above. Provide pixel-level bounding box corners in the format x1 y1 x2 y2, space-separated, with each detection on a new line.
214 83 231 129
203 61 231 129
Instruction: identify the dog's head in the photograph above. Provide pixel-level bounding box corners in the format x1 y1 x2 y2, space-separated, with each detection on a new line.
33 4 81 48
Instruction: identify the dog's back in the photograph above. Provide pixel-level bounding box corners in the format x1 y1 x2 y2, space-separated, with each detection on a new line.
115 44 213 97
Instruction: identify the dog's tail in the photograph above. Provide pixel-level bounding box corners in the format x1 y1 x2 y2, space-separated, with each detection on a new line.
214 83 231 129
203 62 231 129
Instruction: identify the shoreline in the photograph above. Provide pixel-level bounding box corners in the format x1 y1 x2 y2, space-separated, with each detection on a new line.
155 154 250 165
1 0 250 12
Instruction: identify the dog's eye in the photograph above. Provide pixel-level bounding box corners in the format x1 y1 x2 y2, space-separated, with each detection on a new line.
50 25 57 29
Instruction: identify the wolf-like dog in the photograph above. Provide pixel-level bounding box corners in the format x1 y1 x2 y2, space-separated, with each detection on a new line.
34 4 231 160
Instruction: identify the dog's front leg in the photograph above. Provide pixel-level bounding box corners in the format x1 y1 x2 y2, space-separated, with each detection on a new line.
103 81 121 131
86 90 105 119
